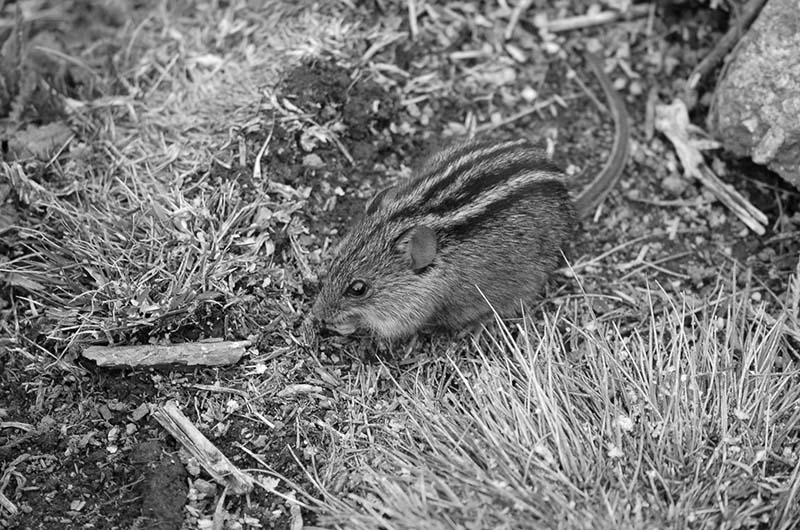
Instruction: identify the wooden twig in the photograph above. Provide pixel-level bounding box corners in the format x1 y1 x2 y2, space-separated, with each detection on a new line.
312 119 354 166
359 32 405 64
0 453 30 516
535 4 652 33
683 0 767 109
152 401 254 495
644 85 659 141
655 99 768 235
504 0 534 40
626 196 713 208
82 339 251 367
0 5 69 29
0 491 17 516
473 96 563 134
565 233 655 273
407 0 418 40
252 121 274 180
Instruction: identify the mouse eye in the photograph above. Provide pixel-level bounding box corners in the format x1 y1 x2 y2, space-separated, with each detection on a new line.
344 280 369 298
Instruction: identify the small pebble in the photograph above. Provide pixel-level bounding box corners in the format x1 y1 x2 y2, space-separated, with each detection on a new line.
521 86 538 103
302 154 324 169
661 174 687 195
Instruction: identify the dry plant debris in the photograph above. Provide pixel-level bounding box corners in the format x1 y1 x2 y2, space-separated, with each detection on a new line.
655 98 768 234
152 400 255 496
0 1 798 529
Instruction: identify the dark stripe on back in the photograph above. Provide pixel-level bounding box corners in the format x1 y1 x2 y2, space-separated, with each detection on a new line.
413 140 527 206
438 179 570 245
424 139 525 179
425 157 557 217
389 150 563 222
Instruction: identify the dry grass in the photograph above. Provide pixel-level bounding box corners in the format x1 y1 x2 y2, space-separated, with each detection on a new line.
311 277 800 529
1 1 357 352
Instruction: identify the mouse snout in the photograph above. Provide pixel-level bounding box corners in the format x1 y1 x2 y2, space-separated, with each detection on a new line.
310 295 359 336
319 317 358 336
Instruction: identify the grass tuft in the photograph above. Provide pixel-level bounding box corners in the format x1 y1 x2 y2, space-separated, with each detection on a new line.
2 159 282 348
311 280 800 529
0 1 356 351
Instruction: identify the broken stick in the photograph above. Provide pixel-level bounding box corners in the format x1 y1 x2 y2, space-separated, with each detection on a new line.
152 400 254 495
82 339 251 368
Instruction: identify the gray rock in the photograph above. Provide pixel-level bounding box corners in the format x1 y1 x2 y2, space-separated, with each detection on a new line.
708 0 800 188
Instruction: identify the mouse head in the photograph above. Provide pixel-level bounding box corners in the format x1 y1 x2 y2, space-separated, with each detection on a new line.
311 205 440 340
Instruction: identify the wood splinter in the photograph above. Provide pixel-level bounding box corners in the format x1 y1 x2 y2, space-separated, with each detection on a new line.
82 339 251 368
152 400 255 496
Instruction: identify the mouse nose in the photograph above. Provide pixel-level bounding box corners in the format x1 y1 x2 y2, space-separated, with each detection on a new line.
310 295 328 319
305 307 332 333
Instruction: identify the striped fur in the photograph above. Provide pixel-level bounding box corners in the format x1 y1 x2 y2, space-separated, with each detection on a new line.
311 138 576 340
389 139 563 217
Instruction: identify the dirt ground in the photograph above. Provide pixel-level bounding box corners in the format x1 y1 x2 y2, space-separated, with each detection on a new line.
2 1 799 529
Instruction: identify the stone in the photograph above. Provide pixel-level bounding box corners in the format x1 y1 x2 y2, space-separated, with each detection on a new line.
708 0 800 188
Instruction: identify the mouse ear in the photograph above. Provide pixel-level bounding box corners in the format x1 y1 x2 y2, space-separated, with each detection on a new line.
405 225 437 272
365 186 398 215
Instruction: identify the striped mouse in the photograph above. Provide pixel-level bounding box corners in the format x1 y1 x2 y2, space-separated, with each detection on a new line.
311 52 630 340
